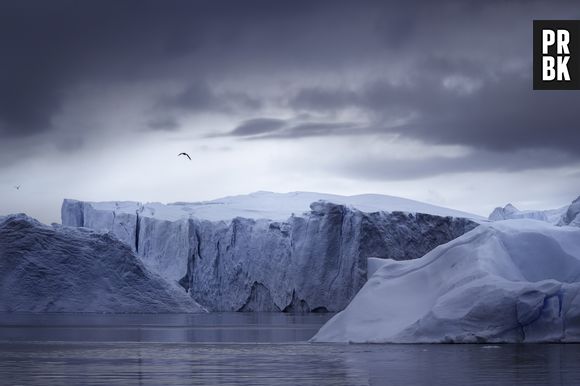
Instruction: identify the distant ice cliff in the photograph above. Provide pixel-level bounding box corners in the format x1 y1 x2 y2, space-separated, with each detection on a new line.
489 195 580 226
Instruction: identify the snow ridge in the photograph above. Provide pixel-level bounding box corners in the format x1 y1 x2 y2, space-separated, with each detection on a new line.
65 191 482 223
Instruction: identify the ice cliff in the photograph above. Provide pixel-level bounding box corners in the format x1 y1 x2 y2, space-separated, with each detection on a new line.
61 192 479 312
0 214 205 313
312 220 580 343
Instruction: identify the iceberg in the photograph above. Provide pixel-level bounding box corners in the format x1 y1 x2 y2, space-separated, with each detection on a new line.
311 219 580 343
366 257 390 279
0 214 206 313
488 195 580 226
562 196 580 226
61 192 479 312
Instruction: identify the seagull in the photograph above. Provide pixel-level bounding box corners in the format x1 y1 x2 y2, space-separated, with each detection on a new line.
178 152 191 160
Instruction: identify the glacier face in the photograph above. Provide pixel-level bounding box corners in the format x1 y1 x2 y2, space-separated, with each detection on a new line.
61 196 478 312
0 214 205 313
311 219 580 343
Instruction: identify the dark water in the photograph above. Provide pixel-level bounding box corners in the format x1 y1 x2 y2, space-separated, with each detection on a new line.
0 313 579 386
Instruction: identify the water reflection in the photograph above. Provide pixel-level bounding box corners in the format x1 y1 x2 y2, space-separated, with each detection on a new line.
0 312 331 343
0 313 579 385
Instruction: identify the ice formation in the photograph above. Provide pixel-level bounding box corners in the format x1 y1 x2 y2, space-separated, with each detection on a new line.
0 214 206 313
61 192 479 312
488 195 580 226
562 196 580 226
312 220 580 343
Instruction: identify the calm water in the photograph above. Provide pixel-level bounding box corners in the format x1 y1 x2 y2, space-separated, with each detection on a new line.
0 313 579 386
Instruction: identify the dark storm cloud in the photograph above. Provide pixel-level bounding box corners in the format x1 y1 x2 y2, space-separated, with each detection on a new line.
155 82 262 120
0 0 380 141
1 0 579 177
273 122 357 139
157 83 218 113
337 149 580 181
287 66 580 155
228 118 286 136
147 117 180 132
225 118 360 139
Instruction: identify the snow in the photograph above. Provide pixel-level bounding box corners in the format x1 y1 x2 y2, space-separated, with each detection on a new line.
66 191 483 223
488 203 567 223
0 214 206 313
488 196 580 226
367 257 390 279
311 219 580 343
62 198 478 312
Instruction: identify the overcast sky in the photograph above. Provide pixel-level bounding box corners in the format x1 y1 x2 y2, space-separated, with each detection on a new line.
1 0 579 223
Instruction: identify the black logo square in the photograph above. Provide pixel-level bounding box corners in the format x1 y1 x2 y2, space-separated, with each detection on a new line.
533 20 580 90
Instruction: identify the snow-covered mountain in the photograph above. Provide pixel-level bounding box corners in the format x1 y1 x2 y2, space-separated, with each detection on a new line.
488 195 579 226
61 192 479 312
312 219 580 343
0 214 205 313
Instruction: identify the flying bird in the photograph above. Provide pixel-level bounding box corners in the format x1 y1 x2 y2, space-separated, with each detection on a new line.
14 185 20 190
178 152 192 160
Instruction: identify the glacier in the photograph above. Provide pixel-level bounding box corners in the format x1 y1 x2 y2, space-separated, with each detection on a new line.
489 195 580 226
0 214 206 313
61 192 479 312
311 219 580 343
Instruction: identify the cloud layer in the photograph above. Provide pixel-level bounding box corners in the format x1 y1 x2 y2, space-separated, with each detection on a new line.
0 0 579 222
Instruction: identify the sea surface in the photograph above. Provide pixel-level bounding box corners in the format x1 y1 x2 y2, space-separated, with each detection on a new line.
0 313 579 385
